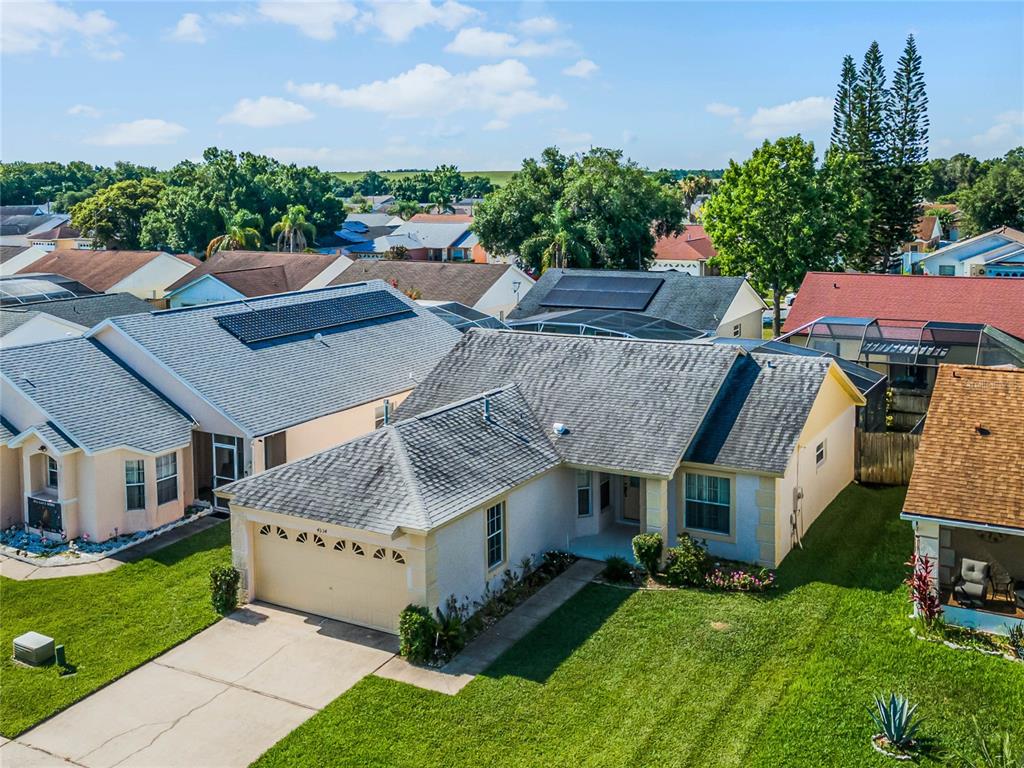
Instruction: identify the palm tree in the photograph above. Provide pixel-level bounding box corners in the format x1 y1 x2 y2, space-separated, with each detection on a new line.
271 205 317 253
205 208 263 260
392 199 420 221
522 203 590 273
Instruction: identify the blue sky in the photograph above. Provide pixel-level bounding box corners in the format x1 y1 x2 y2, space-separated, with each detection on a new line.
2 1 1022 171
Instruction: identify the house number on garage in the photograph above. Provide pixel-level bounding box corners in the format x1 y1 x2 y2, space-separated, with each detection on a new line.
316 528 328 534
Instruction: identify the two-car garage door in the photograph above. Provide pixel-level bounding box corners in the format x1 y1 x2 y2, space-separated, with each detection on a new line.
253 524 410 633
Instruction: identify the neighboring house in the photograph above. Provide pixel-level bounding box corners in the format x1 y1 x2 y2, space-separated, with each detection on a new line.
0 209 68 247
329 261 533 319
344 195 395 212
220 331 864 633
89 282 463 511
651 225 718 275
909 226 1024 278
901 215 943 254
0 293 152 347
0 273 99 305
18 250 199 301
510 269 767 338
924 203 961 241
0 204 51 217
900 365 1024 636
316 217 401 254
0 245 48 276
388 220 488 263
779 272 1024 429
0 338 195 538
163 251 353 308
27 221 93 251
341 234 427 260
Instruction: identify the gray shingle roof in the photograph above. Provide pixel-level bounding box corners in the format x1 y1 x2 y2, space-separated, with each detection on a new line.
0 338 194 454
108 282 463 437
4 293 151 332
390 221 472 249
224 386 560 534
398 331 742 477
509 269 750 331
0 309 39 336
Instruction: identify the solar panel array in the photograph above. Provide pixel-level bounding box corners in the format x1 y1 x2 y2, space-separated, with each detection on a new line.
216 290 413 344
539 275 664 311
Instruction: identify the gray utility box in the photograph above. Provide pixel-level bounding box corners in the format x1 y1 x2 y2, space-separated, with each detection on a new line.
14 631 55 666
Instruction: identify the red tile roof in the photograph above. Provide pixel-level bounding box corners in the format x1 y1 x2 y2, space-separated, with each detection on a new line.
17 250 173 291
913 215 940 241
784 272 1024 338
654 225 717 262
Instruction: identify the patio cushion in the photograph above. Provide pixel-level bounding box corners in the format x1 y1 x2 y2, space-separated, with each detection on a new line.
955 580 985 601
960 558 989 584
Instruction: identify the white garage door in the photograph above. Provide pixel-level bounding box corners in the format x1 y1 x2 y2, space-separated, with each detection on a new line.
253 524 410 633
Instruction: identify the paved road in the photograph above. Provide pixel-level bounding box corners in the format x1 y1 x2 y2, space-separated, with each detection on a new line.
4 604 396 768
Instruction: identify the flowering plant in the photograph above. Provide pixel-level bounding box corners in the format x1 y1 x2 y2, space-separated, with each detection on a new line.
705 566 775 592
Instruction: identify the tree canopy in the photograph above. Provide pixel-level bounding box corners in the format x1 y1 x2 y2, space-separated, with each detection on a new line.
473 147 685 272
70 177 165 250
703 136 857 335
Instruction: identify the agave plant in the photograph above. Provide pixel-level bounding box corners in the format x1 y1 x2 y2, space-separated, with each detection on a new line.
1007 623 1024 660
868 693 922 751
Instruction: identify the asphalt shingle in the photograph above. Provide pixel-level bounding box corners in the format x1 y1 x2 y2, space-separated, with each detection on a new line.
108 281 463 437
1 337 194 454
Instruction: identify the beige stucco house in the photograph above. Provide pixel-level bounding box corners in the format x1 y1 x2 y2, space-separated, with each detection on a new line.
221 331 864 633
0 338 195 539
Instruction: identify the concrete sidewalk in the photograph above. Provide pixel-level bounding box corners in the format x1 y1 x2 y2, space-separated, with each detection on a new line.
376 558 603 694
0 516 223 582
4 604 396 768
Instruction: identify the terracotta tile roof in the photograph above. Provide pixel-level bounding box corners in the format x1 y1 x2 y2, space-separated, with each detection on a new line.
408 213 474 223
0 245 31 263
913 215 940 241
784 272 1024 338
330 261 515 307
654 225 717 262
17 249 171 291
165 250 342 295
903 365 1024 530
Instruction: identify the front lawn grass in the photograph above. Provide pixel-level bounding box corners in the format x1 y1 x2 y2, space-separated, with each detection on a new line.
254 486 1024 767
0 521 230 737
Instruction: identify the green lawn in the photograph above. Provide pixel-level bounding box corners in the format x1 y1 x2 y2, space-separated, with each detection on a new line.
0 522 231 737
254 486 1024 768
332 170 515 186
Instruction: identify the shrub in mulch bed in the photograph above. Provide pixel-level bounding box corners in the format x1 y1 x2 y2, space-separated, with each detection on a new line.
399 551 578 666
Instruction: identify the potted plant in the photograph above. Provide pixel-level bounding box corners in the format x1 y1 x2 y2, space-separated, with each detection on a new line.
868 693 922 760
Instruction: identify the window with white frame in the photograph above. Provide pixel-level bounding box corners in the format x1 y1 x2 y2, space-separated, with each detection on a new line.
732 323 742 337
485 501 505 569
938 265 955 276
815 440 827 467
125 460 146 510
684 473 731 535
156 452 178 504
576 470 592 517
46 456 58 489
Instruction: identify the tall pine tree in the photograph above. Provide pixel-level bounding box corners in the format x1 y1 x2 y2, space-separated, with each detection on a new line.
831 55 859 151
884 34 929 267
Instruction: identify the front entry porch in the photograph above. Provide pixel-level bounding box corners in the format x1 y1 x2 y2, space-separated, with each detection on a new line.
569 522 639 563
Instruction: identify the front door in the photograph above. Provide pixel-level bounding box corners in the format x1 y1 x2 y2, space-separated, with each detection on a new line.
622 476 642 523
212 434 243 510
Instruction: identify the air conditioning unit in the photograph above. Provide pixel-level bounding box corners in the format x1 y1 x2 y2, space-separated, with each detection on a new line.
970 264 986 277
13 631 54 666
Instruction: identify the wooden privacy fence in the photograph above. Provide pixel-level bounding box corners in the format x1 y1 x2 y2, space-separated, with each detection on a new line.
855 429 921 486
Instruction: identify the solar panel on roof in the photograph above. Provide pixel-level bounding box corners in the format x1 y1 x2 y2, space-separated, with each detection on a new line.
216 290 413 344
540 275 663 311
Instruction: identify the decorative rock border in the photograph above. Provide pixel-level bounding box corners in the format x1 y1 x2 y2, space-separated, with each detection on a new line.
909 626 1021 664
0 508 217 568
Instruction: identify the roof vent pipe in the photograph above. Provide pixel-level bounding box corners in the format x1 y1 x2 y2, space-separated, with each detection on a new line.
483 395 492 423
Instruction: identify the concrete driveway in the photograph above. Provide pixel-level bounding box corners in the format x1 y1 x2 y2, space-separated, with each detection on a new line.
4 603 396 768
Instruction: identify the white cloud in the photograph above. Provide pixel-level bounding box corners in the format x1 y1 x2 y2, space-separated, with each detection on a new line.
706 102 741 118
445 26 576 57
1 0 122 59
745 96 831 138
263 139 429 168
219 96 315 127
288 59 565 122
563 58 597 78
556 128 593 150
484 119 509 131
258 0 358 41
67 104 101 118
970 110 1024 154
86 118 187 146
514 16 560 36
167 13 206 43
360 0 479 42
